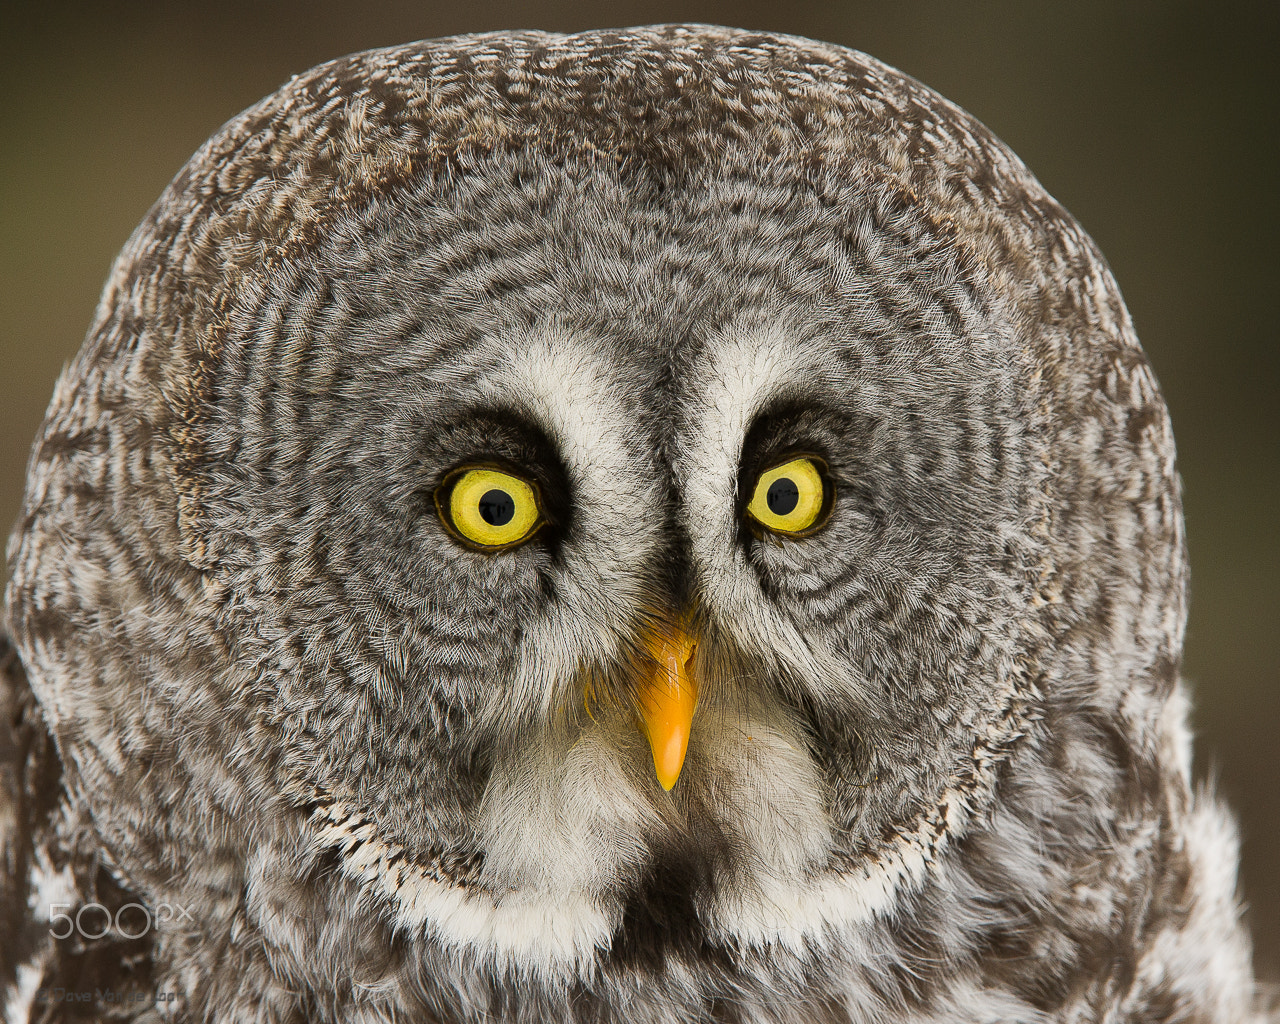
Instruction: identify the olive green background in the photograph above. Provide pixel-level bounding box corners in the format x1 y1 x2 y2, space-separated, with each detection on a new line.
3 0 1276 981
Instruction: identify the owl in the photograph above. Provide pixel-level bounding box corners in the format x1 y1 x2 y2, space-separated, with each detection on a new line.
0 23 1271 1024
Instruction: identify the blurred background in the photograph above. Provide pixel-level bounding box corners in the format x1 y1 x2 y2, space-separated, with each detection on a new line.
3 0 1276 981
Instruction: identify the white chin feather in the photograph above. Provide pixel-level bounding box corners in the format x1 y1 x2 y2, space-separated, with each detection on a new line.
311 658 1030 978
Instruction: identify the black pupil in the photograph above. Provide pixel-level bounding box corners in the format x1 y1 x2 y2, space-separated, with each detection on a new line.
766 477 800 516
478 489 515 526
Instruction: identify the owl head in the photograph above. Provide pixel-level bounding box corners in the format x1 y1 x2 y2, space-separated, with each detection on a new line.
8 24 1248 1023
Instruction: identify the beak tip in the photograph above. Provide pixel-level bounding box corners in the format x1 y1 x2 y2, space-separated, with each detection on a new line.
649 731 691 792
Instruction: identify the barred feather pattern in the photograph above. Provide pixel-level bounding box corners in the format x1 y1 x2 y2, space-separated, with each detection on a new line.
2 24 1272 1023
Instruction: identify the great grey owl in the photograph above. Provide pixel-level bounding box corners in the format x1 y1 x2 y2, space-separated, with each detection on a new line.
0 24 1270 1024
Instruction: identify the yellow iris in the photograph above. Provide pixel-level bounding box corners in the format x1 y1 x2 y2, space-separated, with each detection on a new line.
746 456 828 536
439 467 543 549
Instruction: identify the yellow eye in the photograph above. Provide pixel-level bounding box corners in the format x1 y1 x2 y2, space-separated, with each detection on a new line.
745 456 829 536
437 467 544 550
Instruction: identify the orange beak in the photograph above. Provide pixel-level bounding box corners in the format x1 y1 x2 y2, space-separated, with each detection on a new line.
636 623 699 791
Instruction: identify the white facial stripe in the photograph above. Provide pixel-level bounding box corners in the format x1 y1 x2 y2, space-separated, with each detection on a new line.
678 322 866 705
474 326 667 718
679 324 803 552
